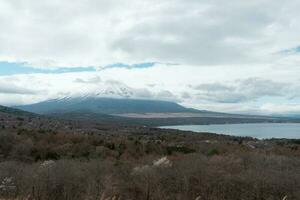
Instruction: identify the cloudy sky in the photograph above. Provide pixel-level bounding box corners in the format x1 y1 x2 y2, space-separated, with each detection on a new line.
1 0 300 115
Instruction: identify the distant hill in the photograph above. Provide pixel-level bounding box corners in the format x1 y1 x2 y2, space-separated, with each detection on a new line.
0 105 35 116
16 97 199 114
0 105 77 132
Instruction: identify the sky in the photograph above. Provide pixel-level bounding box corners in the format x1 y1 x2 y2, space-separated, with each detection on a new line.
1 0 300 115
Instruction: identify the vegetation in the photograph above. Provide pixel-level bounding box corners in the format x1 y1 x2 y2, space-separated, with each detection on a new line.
1 107 300 199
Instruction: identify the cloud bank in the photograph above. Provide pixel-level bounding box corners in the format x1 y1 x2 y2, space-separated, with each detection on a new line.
1 0 300 67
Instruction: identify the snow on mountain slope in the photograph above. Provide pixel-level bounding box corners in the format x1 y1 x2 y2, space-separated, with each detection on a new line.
54 79 175 102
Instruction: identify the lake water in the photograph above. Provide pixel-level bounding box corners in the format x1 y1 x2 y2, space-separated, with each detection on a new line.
160 123 300 139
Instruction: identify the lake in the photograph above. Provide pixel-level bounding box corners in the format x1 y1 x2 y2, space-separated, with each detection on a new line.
160 123 300 139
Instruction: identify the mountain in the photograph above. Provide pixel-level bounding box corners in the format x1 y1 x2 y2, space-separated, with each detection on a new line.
16 97 198 114
14 97 300 126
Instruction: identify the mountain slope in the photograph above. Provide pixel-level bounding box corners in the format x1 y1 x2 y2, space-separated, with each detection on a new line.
16 97 198 114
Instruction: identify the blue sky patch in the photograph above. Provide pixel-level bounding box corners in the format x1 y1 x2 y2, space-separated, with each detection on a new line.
278 45 300 55
0 61 158 76
0 62 96 76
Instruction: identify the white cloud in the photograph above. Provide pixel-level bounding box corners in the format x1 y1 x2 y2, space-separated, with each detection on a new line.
74 76 102 84
189 78 291 103
260 103 300 115
0 82 37 94
1 0 300 67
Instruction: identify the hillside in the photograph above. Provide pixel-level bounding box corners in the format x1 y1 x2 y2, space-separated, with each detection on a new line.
0 105 35 116
0 105 79 133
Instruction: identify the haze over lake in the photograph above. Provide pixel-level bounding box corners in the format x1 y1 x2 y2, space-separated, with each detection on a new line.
161 123 300 139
